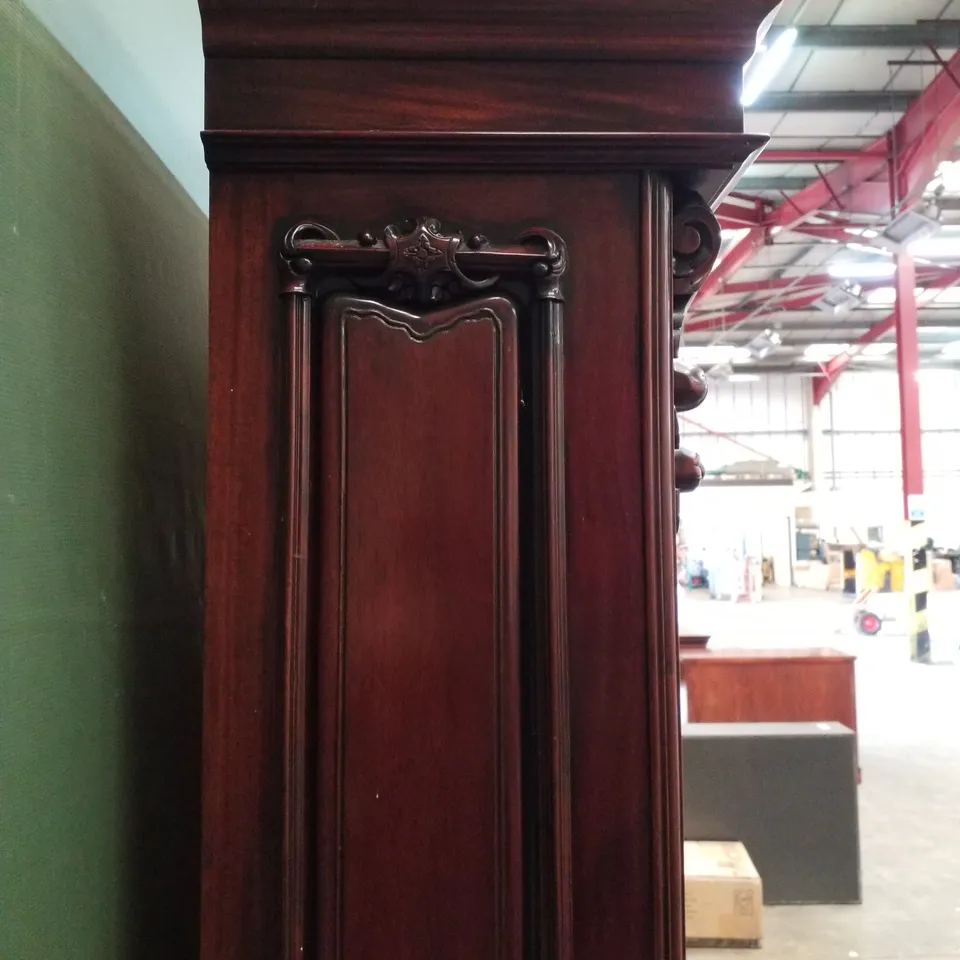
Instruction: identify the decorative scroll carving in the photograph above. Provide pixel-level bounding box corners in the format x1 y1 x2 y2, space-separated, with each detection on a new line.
670 190 718 505
281 217 567 305
671 189 721 350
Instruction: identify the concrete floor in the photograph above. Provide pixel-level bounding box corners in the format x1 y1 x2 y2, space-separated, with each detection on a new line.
680 587 960 960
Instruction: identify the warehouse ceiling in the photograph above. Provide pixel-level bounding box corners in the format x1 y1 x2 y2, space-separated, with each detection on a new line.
687 0 960 388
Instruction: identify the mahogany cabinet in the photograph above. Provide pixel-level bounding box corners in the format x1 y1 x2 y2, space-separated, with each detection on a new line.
681 648 859 733
198 3 775 959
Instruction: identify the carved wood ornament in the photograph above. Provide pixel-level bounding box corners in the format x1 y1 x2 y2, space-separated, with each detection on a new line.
278 217 572 960
671 191 723 503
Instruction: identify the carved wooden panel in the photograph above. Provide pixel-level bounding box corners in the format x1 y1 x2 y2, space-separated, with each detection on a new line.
319 294 521 960
273 217 571 960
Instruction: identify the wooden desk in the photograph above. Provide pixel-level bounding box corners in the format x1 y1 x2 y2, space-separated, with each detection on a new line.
680 648 858 736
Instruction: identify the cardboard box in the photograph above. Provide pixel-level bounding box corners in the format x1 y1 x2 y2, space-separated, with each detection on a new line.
685 841 763 949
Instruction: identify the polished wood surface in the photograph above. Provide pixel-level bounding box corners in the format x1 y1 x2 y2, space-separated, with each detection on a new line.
319 293 521 959
681 648 859 735
199 2 777 958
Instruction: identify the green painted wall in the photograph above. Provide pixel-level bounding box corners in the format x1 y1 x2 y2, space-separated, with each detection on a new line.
0 5 207 958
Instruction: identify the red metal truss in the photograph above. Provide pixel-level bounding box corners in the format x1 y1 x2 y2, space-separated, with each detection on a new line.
704 265 960 301
811 261 960 405
691 228 769 303
810 314 897 405
697 49 960 308
686 265 960 335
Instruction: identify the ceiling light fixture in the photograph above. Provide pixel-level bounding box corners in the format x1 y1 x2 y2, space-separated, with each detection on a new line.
813 282 864 314
803 343 850 362
936 160 960 195
677 345 752 366
827 262 897 280
907 233 960 260
881 208 941 252
727 373 762 383
865 286 925 306
746 329 781 360
859 343 896 360
741 28 798 108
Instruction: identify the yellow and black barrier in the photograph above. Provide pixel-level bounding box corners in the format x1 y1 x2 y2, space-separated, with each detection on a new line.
907 523 931 664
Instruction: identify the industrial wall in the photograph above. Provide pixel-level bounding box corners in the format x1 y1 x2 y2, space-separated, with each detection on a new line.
679 369 960 545
1 5 206 958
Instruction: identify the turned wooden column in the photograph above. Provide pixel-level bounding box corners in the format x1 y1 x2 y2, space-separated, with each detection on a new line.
198 4 775 959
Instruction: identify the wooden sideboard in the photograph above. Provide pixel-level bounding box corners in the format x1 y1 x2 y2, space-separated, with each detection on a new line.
197 3 777 959
681 648 859 734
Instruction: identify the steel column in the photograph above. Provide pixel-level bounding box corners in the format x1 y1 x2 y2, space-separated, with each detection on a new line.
894 253 931 663
896 254 923 519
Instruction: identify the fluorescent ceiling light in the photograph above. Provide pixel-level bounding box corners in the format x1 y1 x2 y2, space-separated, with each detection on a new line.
721 228 750 245
935 288 960 304
814 283 863 314
677 345 752 366
803 343 850 362
828 262 897 280
859 343 896 359
941 341 960 359
881 209 941 251
746 329 781 360
937 160 960 195
865 286 895 306
845 241 892 257
741 28 798 108
917 368 958 382
865 286 924 306
728 373 761 383
908 235 960 260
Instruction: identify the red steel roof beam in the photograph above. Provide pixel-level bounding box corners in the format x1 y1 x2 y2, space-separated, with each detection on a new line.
690 227 768 306
771 50 960 230
811 314 897 405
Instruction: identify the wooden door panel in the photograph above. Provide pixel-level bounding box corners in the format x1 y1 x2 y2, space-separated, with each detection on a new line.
317 294 522 960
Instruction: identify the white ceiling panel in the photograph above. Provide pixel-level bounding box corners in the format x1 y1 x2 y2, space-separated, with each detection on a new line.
792 49 912 92
857 111 903 137
740 163 799 178
821 137 874 148
774 111 879 136
767 136 831 150
831 0 950 25
784 163 837 177
793 245 843 267
729 266 783 283
750 245 808 268
775 0 843 26
745 112 784 135
887 53 959 91
768 50 813 92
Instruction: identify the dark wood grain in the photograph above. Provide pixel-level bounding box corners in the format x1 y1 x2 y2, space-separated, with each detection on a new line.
318 294 522 960
281 290 312 960
682 648 859 734
639 173 685 960
201 175 286 960
206 60 742 135
198 0 776 64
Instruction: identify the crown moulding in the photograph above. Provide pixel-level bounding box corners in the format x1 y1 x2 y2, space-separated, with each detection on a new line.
198 2 781 64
